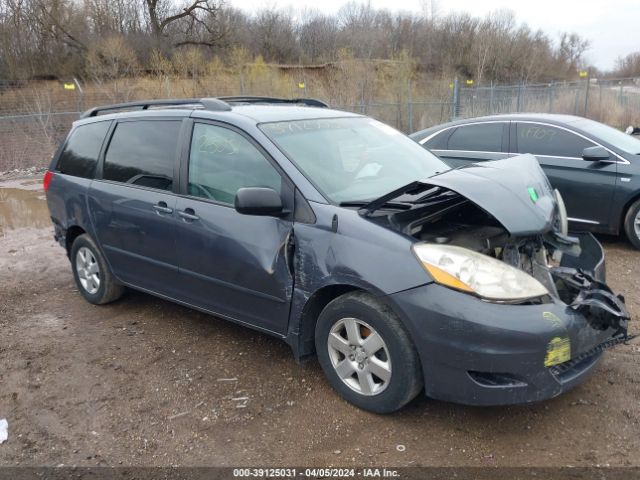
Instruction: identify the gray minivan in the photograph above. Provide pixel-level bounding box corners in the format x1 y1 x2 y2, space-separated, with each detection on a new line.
45 98 630 413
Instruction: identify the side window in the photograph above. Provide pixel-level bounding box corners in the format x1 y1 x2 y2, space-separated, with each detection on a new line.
423 129 450 150
447 123 503 152
57 121 111 178
188 123 282 204
516 123 595 157
103 120 181 191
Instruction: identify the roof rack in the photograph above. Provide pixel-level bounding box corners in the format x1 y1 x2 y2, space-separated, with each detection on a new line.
219 96 329 108
80 96 327 118
80 98 231 118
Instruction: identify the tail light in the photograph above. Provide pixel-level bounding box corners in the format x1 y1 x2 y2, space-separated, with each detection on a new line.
43 171 54 191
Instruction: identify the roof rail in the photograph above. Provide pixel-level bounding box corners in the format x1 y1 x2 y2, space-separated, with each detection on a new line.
79 96 328 119
219 96 329 108
80 97 232 118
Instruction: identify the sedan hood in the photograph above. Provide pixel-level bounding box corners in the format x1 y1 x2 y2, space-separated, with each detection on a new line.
424 154 557 236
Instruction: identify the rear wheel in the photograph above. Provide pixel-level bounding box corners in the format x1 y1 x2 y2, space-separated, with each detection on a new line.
315 291 423 413
624 199 640 250
70 234 124 304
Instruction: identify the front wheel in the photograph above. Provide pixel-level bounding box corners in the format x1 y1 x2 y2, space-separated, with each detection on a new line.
315 292 423 413
70 234 124 305
624 199 640 250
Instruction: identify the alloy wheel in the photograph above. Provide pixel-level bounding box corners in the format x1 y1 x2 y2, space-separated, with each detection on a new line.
76 246 100 295
327 317 392 396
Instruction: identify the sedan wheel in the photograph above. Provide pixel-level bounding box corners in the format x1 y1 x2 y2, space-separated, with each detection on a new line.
624 199 640 250
327 317 392 396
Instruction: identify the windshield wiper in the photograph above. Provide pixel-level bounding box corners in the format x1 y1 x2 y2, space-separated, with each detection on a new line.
339 200 411 210
354 181 431 217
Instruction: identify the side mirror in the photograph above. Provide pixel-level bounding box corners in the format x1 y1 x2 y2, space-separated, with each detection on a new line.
234 187 284 216
582 146 610 162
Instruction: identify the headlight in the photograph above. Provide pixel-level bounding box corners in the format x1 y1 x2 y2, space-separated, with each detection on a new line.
412 243 549 302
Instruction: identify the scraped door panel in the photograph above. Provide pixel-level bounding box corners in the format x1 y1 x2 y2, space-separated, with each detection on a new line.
174 199 293 334
174 122 294 334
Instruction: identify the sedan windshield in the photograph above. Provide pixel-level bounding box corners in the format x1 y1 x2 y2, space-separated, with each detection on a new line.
260 117 448 203
573 118 640 155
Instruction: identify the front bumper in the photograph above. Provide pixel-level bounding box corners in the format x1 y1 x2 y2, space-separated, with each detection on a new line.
388 233 630 406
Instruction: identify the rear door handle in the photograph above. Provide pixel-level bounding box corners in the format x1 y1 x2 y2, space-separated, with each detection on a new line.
153 201 173 214
178 208 199 221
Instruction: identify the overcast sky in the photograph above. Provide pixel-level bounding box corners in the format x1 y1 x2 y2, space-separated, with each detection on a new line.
229 0 639 71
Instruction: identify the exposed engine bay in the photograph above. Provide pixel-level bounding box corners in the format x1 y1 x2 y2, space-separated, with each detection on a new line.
387 189 630 335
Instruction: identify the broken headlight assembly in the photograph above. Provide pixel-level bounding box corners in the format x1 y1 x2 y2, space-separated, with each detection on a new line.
412 243 549 302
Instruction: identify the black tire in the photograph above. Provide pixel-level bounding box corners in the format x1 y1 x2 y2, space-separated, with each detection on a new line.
624 199 640 250
70 234 124 305
315 291 423 414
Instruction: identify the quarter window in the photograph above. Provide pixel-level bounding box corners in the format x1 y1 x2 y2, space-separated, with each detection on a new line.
423 130 450 150
57 121 111 178
516 123 595 157
188 123 282 204
103 120 181 191
447 123 503 152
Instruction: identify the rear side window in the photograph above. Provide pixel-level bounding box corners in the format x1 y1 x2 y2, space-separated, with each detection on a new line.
447 123 503 152
57 121 111 178
103 120 181 191
516 123 595 158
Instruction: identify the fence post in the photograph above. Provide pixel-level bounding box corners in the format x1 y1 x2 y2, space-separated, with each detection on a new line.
73 77 84 114
619 81 624 106
407 77 413 133
599 82 603 118
451 77 460 120
489 81 494 115
583 68 590 117
516 82 523 112
548 81 554 113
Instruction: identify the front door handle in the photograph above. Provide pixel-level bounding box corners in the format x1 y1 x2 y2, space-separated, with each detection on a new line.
178 208 199 221
153 201 173 214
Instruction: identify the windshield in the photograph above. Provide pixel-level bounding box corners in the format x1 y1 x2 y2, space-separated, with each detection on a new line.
260 117 448 203
573 118 640 155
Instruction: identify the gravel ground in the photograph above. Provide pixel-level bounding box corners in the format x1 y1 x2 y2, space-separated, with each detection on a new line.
0 177 639 468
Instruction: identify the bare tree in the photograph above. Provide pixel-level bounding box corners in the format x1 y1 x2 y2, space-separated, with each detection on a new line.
615 52 640 77
144 0 224 47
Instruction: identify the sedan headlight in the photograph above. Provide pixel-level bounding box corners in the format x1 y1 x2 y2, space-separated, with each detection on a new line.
412 243 549 302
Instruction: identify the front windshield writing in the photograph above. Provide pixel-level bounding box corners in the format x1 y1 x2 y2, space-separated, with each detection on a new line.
260 117 448 203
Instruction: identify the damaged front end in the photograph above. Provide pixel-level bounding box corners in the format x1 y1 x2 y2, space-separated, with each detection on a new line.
377 155 631 344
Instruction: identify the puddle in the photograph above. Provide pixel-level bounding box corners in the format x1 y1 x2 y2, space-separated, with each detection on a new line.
0 188 51 233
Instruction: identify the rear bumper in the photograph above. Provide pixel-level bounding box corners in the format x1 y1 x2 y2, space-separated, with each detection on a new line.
387 234 629 406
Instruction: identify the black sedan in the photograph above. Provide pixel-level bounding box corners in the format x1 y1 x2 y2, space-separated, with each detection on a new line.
410 114 640 248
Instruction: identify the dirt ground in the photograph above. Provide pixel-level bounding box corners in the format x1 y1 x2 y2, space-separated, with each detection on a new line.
0 176 639 468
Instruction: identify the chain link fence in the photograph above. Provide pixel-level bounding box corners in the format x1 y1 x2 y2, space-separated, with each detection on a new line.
1 76 639 171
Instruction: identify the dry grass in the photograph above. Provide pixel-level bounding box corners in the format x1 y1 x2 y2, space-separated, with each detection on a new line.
1 62 639 171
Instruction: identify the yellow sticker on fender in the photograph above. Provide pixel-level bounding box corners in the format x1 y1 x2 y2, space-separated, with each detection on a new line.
544 336 571 367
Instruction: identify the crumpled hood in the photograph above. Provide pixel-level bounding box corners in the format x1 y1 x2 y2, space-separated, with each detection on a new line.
425 154 557 236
